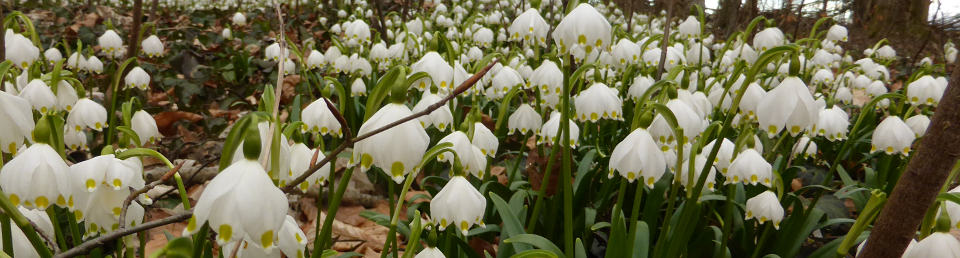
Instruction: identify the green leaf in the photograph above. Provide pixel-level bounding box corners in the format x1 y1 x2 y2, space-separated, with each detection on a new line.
632 221 650 258
504 234 563 256
490 192 530 254
510 250 558 258
218 114 254 171
575 238 587 258
938 192 960 205
149 237 193 258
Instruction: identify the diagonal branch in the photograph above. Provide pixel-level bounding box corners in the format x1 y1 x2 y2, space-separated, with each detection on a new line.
54 211 193 258
118 161 183 228
281 59 499 192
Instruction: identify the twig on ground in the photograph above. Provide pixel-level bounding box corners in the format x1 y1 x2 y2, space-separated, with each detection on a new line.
54 212 193 258
119 161 184 228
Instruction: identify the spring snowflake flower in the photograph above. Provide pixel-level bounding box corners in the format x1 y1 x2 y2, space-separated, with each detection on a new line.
753 27 785 52
64 127 87 151
0 91 33 154
608 128 666 187
412 92 453 131
70 155 146 236
437 131 487 178
826 25 848 42
871 116 915 156
813 106 849 141
285 143 330 192
352 103 430 184
19 79 57 113
508 104 542 135
301 98 342 137
907 75 943 106
574 82 622 122
539 111 580 147
44 47 62 64
905 114 930 137
84 55 103 73
902 232 960 258
55 81 78 111
627 75 655 101
131 110 161 145
67 98 107 131
141 35 164 57
415 247 446 258
678 154 717 192
5 31 39 69
430 176 486 235
306 50 324 70
756 77 819 137
792 136 817 158
0 142 72 210
745 191 784 229
553 3 612 55
726 149 772 187
98 30 124 57
530 60 563 95
411 52 454 91
508 8 549 45
232 12 247 26
125 66 151 90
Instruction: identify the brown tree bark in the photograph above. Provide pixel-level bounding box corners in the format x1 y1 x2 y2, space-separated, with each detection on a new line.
854 0 929 39
859 65 960 257
126 0 143 60
715 0 741 38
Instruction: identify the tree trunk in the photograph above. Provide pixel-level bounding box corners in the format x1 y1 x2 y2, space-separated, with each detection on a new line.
855 0 929 39
127 0 143 60
715 0 741 38
859 64 960 257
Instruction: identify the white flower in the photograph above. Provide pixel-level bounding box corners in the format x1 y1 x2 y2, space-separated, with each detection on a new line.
277 215 308 258
553 3 612 55
125 66 151 90
231 122 292 177
902 232 960 258
411 52 454 91
285 143 330 193
344 20 372 46
44 48 62 63
55 81 78 111
222 28 233 39
64 127 87 151
574 82 622 122
67 98 107 131
726 149 772 187
415 247 446 258
745 191 784 229
813 106 849 141
871 116 915 156
430 176 486 235
753 27 785 52
70 155 146 235
811 69 834 85
413 92 453 131
756 77 819 137
610 39 642 67
875 45 896 60
539 111 580 147
232 12 247 26
826 25 848 42
677 16 700 39
184 159 288 249
472 28 494 48
508 9 549 45
835 87 854 104
301 98 342 137
907 75 943 106
0 91 33 154
98 30 124 57
678 154 717 191
350 78 366 96
738 82 766 120
703 138 736 175
141 35 164 57
487 66 524 98
265 42 287 62
131 110 161 145
306 50 325 69
352 103 430 184
472 122 499 157
608 128 666 187
437 131 487 178
84 56 103 73
19 79 57 113
649 99 705 147
947 45 958 64
0 143 72 210
508 104 541 135
530 60 563 95
627 75 655 101
5 32 39 69
905 114 930 137
792 136 817 158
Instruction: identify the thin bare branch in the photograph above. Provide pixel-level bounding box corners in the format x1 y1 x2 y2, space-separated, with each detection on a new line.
54 212 193 258
118 162 184 228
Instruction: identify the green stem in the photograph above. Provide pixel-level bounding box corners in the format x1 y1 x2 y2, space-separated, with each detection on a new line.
192 225 208 258
750 223 773 258
315 167 355 254
66 212 80 246
507 132 529 185
174 173 190 210
0 213 12 256
559 55 574 258
45 208 66 251
718 184 736 257
381 181 399 258
625 185 645 254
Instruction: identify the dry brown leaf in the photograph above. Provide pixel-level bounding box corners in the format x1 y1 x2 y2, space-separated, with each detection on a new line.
154 111 203 136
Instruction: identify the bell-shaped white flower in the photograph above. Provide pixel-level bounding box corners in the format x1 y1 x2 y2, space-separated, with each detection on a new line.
83 55 103 73
813 106 849 141
98 30 124 57
301 98 342 137
627 75 655 101
44 48 62 64
907 75 943 106
415 247 446 258
677 16 700 39
875 45 896 60
836 87 854 104
352 103 430 184
5 32 39 69
703 138 736 175
231 122 292 178
678 154 717 192
141 35 164 57
745 191 784 229
437 131 487 178
232 12 247 26
184 158 288 249
350 78 366 97
610 39 642 67
344 20 372 46
871 116 915 156
753 27 785 52
55 81 78 111
488 66 524 99
413 92 453 131
905 114 930 137
0 91 33 154
552 3 612 55
792 136 817 158
508 104 542 135
531 60 563 95
508 9 549 45
539 111 580 146
738 82 766 120
306 50 325 70
131 110 161 145
826 25 848 42
574 82 622 122
902 232 960 258
19 79 57 113
285 143 330 192
71 156 146 236
64 127 87 151
1 143 72 210
649 99 706 147
264 42 287 62
472 123 498 157
756 77 819 137
411 52 454 91
67 98 107 131
124 66 150 90
277 215 308 258
946 44 958 64
472 28 494 48
608 128 666 187
0 207 54 257
430 176 486 235
726 149 772 187
222 28 233 39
